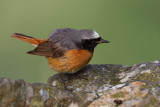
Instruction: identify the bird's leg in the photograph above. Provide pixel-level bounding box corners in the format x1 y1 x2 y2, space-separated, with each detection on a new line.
59 73 73 91
71 72 88 81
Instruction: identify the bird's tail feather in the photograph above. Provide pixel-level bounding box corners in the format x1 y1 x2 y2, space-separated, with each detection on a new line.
11 33 46 46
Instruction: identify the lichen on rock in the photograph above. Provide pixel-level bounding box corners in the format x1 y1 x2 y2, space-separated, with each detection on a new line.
0 61 160 107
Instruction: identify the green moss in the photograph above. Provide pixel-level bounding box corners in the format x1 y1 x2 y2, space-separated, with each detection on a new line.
140 85 149 90
113 92 124 98
144 96 160 107
31 98 44 107
135 70 160 83
110 78 121 85
135 73 151 81
47 88 54 98
20 86 27 101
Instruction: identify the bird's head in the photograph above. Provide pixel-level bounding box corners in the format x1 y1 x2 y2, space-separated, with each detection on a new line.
78 29 109 52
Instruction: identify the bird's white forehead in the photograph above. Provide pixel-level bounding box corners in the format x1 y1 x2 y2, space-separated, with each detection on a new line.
92 31 100 38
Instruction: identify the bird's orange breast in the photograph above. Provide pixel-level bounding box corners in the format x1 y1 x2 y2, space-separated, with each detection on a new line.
47 49 93 73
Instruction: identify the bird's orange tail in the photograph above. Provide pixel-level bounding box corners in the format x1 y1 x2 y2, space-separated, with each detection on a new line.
11 33 46 46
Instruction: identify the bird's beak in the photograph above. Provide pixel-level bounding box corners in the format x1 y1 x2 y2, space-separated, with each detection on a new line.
96 39 110 44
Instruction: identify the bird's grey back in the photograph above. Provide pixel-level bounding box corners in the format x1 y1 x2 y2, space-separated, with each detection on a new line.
48 28 83 50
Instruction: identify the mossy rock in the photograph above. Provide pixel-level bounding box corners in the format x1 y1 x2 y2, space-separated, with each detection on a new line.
0 61 160 107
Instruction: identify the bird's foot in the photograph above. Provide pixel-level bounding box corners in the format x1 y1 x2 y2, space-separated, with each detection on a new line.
59 73 74 92
70 73 88 81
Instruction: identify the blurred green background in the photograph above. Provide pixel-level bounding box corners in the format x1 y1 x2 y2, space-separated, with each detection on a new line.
0 0 160 83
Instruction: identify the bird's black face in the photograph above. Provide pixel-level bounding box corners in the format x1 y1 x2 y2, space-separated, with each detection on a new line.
80 30 109 52
82 37 109 52
83 37 109 44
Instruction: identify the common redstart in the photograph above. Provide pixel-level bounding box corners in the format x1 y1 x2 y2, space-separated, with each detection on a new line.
12 28 109 90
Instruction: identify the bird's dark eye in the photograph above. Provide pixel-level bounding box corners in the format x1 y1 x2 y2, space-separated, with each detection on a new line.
83 37 102 44
96 37 102 41
90 37 102 43
83 39 94 44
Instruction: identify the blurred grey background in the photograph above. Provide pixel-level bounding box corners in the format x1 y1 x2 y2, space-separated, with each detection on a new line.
0 0 160 83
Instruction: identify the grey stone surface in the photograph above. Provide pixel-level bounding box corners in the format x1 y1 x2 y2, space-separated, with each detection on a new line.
0 61 160 107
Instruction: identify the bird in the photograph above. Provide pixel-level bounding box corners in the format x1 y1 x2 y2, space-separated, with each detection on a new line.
11 28 109 90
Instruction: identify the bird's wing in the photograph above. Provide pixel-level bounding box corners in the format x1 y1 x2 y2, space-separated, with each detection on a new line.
27 41 65 58
28 28 78 58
